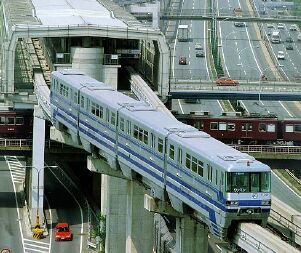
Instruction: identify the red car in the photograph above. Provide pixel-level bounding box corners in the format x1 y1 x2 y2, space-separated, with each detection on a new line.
215 77 239 86
179 56 187 65
55 223 73 241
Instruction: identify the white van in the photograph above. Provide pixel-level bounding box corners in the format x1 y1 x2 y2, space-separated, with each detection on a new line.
298 34 301 41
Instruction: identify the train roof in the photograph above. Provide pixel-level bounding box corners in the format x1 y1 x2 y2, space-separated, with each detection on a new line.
174 134 270 172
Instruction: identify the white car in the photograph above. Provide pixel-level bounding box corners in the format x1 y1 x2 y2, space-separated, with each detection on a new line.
298 34 301 41
289 24 298 31
277 23 285 29
277 51 285 60
267 23 274 29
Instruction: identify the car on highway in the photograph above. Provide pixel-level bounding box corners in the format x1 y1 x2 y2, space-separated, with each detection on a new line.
179 56 187 65
277 51 285 60
55 223 73 241
234 22 246 27
286 44 293 50
195 43 205 57
286 37 293 43
298 34 301 41
215 77 239 86
289 24 298 31
266 24 274 29
277 23 285 29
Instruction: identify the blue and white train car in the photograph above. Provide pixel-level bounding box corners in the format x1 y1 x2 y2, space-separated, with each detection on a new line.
50 70 271 239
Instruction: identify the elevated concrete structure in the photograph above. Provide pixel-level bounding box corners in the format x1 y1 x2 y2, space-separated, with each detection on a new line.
0 0 169 97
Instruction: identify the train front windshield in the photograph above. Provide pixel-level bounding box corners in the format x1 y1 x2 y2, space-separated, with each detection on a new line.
225 172 270 193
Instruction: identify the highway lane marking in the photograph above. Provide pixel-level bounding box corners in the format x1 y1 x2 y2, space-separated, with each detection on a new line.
177 99 184 114
279 101 294 117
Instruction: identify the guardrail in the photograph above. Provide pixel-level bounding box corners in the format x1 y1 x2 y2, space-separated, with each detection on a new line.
0 139 300 155
230 145 301 154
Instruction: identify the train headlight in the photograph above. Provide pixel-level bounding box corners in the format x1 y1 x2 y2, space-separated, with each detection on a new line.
261 200 271 206
226 200 239 206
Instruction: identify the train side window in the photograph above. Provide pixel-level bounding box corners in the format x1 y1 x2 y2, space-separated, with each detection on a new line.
138 128 143 141
178 148 183 164
250 173 260 192
285 124 293 133
119 118 125 132
126 120 131 135
186 154 192 170
16 117 24 125
106 108 110 123
7 117 15 125
194 121 204 130
99 106 103 119
60 83 64 95
215 170 218 185
73 92 78 104
225 172 231 192
111 112 116 126
227 123 235 131
259 123 267 132
133 125 139 139
158 138 164 153
267 124 275 132
151 133 155 149
197 160 203 176
294 124 301 132
91 102 96 115
0 117 4 125
219 122 226 131
169 144 175 160
143 130 148 145
192 156 197 173
80 96 85 108
210 122 218 130
221 172 224 186
207 164 212 182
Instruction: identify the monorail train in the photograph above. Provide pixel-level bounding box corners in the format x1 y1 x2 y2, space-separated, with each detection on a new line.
175 111 301 145
50 70 271 240
0 109 33 138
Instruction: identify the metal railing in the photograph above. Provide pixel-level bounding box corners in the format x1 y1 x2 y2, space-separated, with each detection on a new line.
230 145 301 154
0 139 301 156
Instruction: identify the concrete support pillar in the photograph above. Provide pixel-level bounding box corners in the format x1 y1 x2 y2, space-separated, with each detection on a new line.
31 105 46 225
101 64 120 90
101 175 154 253
71 47 103 81
176 216 208 253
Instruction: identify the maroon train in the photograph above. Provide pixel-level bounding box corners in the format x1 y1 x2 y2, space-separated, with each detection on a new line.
0 109 33 138
174 111 301 145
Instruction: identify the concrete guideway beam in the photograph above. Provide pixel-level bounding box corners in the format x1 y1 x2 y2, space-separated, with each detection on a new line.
4 24 169 97
234 222 300 253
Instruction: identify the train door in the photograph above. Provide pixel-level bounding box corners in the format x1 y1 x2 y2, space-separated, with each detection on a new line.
241 122 253 140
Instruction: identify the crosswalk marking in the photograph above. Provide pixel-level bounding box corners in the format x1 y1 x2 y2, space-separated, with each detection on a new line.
24 238 50 253
5 156 26 184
